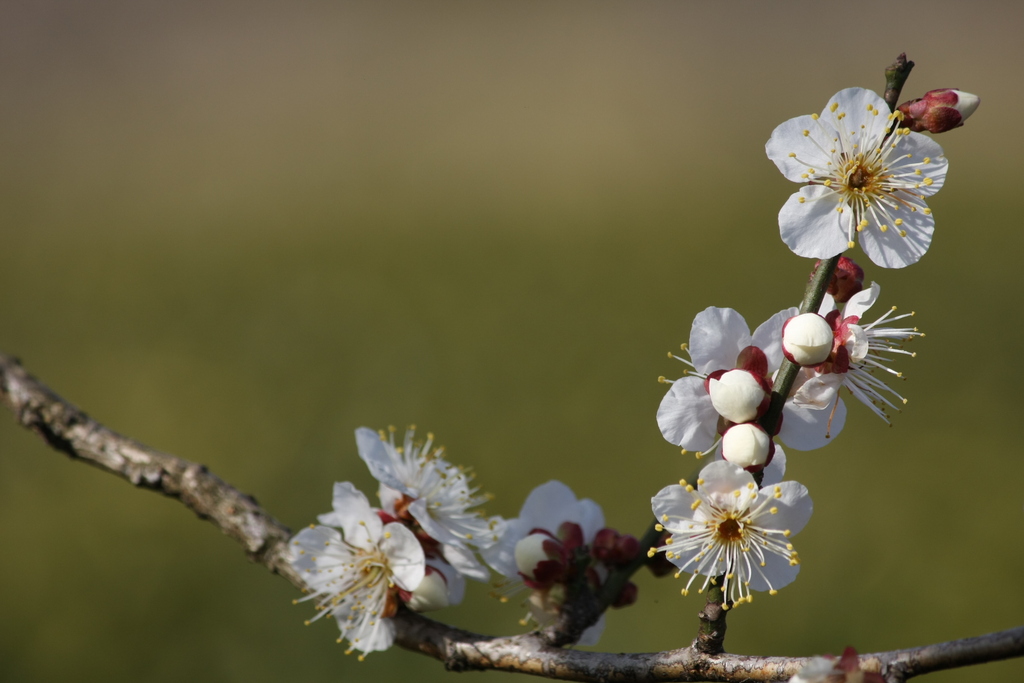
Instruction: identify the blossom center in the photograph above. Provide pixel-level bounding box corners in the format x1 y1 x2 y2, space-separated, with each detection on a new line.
716 517 743 542
842 157 883 195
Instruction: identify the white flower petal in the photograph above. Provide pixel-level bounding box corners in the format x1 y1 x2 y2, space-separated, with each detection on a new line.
823 87 888 122
376 483 404 515
480 521 521 579
355 427 408 493
760 445 786 486
341 610 396 654
442 543 491 582
689 307 751 373
517 480 580 533
317 482 381 549
408 497 462 547
752 308 799 372
577 499 606 543
766 114 836 182
747 550 800 593
697 460 754 497
779 185 849 259
857 203 934 268
757 481 813 536
652 484 698 525
888 133 948 197
657 377 719 452
791 371 843 410
381 522 425 591
779 399 846 450
817 293 836 316
577 613 606 647
435 559 467 606
843 281 880 320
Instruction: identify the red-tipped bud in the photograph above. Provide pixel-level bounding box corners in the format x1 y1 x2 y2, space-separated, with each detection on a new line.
515 532 566 587
827 256 864 303
898 88 980 134
591 528 619 562
591 528 642 565
615 533 640 563
556 521 585 551
612 581 638 609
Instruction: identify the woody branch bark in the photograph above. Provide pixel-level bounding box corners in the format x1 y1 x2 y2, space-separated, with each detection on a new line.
2 349 1022 682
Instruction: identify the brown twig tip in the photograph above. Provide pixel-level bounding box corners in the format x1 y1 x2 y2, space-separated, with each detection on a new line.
884 53 916 113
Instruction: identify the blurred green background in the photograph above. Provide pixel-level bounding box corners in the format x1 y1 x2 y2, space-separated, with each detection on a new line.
2 1 1022 681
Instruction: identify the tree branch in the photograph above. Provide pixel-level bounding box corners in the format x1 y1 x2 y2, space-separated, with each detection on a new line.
2 350 1022 682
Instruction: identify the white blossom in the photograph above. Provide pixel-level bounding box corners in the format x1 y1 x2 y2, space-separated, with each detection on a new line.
793 282 921 422
290 482 425 657
484 480 607 646
357 426 502 581
650 461 812 607
767 87 948 268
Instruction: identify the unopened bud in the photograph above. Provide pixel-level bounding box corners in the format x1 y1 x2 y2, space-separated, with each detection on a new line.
404 567 450 612
514 532 558 579
708 369 766 423
592 528 641 565
829 256 864 303
721 423 771 469
782 313 833 366
898 88 980 134
612 581 638 609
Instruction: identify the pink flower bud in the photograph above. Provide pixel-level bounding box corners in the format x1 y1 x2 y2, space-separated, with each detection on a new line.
825 256 864 304
591 528 641 565
898 88 980 134
615 533 640 563
612 581 638 609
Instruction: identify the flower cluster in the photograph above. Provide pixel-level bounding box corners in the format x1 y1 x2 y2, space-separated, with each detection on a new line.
650 460 812 607
657 306 846 469
648 82 970 609
289 77 975 657
767 88 949 269
290 426 502 656
291 429 637 653
484 480 640 644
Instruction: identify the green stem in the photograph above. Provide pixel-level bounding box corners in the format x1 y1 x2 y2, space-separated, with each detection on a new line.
757 255 840 440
